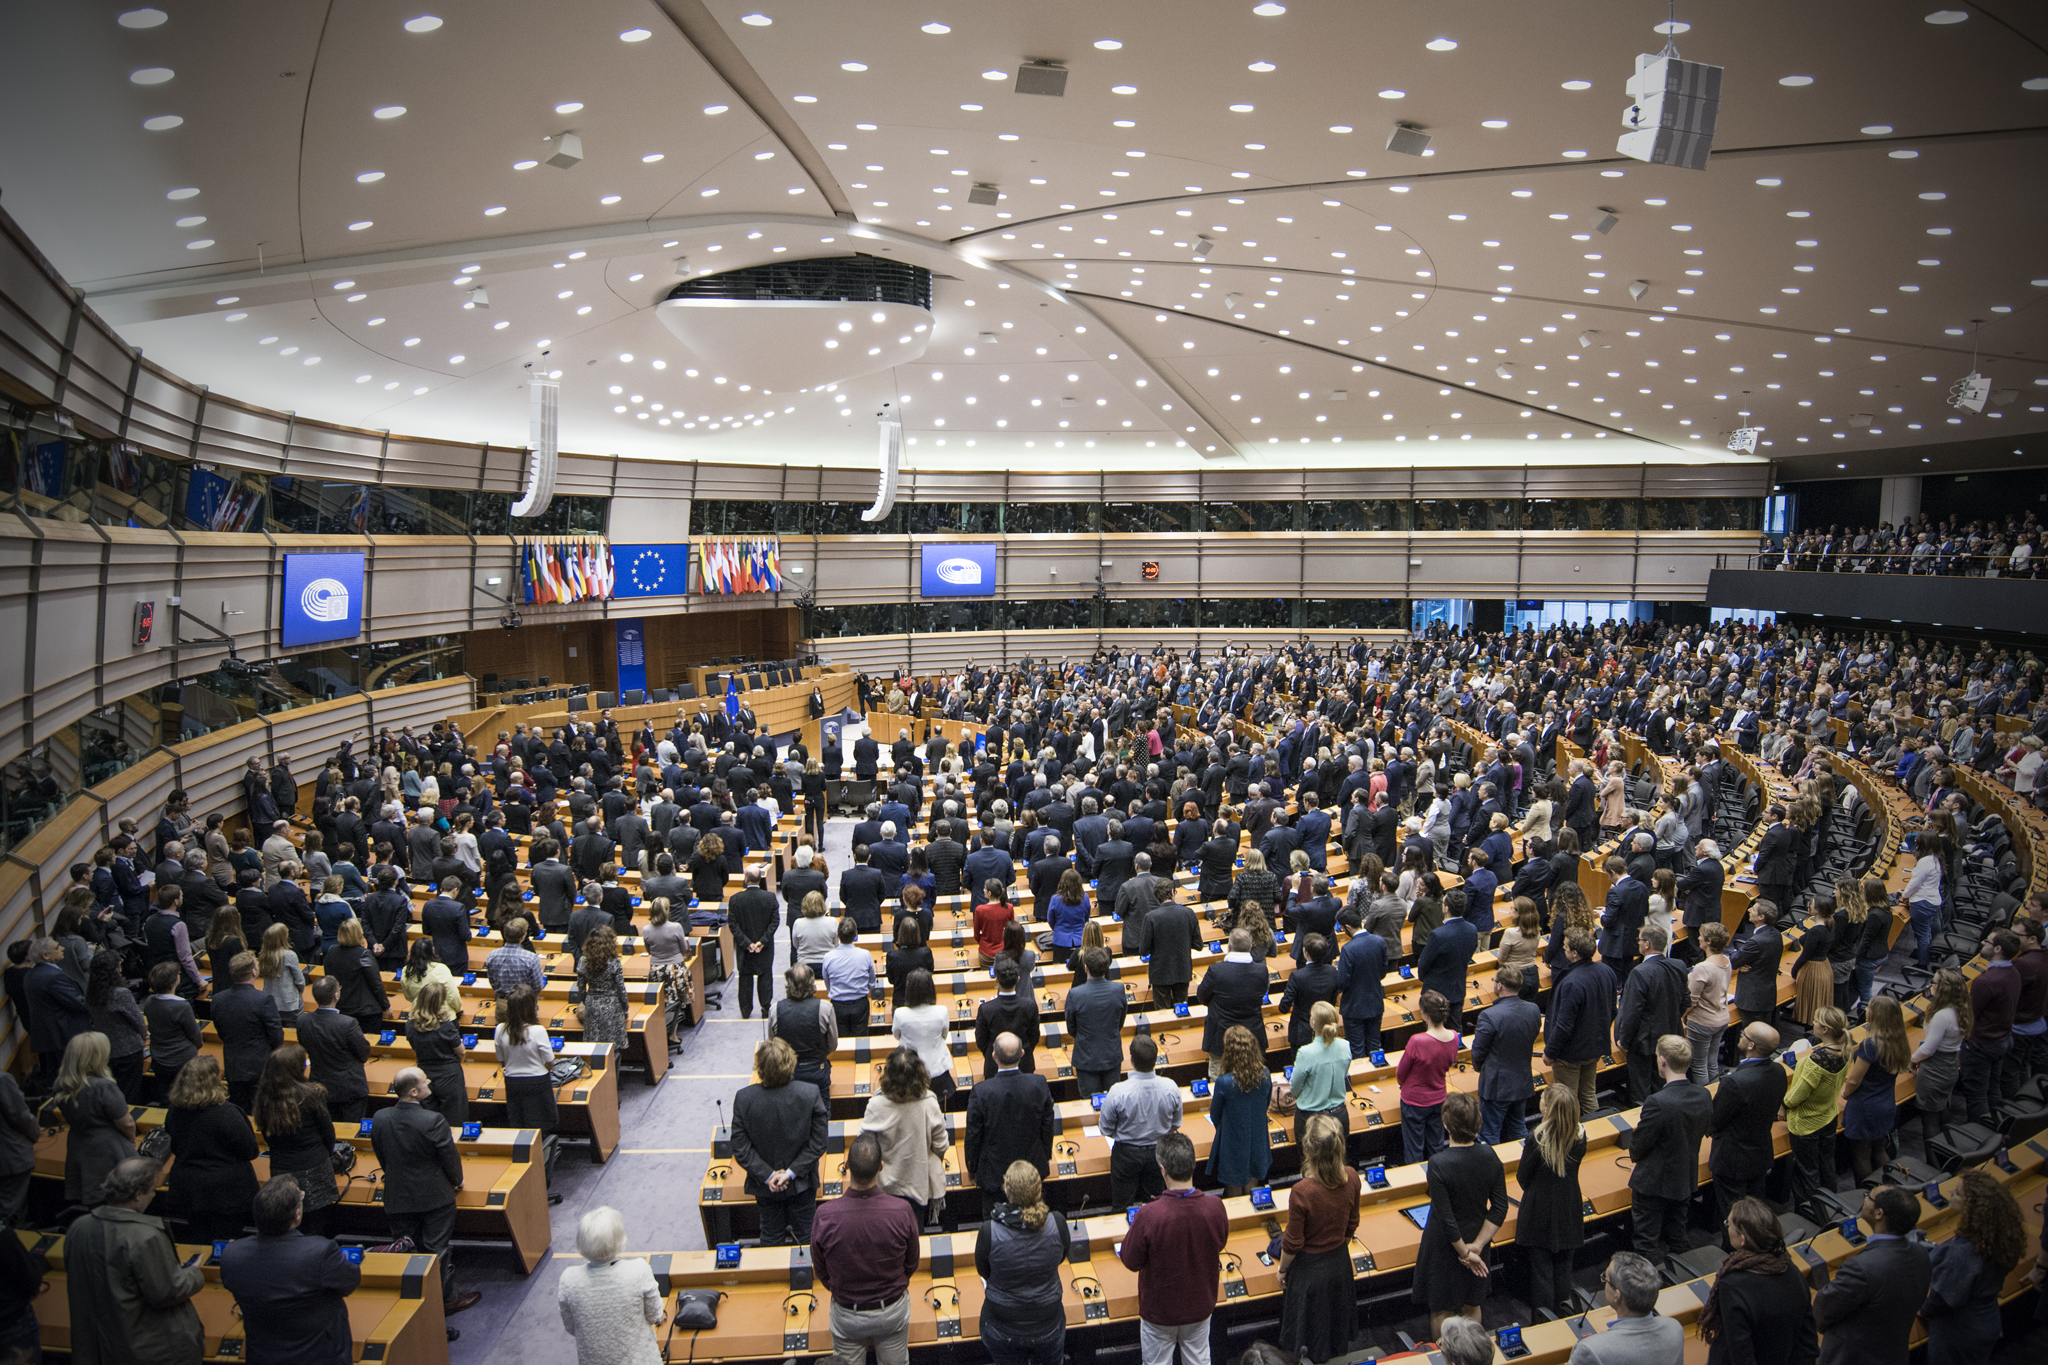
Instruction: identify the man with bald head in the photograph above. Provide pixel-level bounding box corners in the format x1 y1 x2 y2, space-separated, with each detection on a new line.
371 1066 481 1329
1708 1021 1787 1236
963 1031 1055 1221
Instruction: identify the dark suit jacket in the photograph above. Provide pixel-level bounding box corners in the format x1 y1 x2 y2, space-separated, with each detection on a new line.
1709 1057 1790 1179
369 1100 462 1214
1730 926 1783 1013
296 1008 371 1101
1702 1261 1819 1365
212 982 283 1084
838 865 892 933
730 1079 830 1197
1470 995 1542 1100
1565 774 1597 835
1678 856 1725 927
1335 930 1388 1022
1195 957 1269 1054
1600 876 1651 962
1616 953 1691 1055
1137 901 1199 987
1754 822 1796 887
1027 855 1071 914
1417 918 1479 1008
974 993 1041 1075
964 847 1015 900
219 1229 361 1365
1811 1234 1931 1365
963 1068 1055 1194
422 896 470 973
1626 1076 1712 1199
530 860 578 930
22 961 90 1055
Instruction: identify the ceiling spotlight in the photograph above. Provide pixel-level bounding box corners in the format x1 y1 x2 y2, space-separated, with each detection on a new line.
1224 292 1243 309
1494 363 1514 380
1629 279 1649 300
1016 60 1068 97
1593 208 1620 234
545 132 583 169
968 181 1000 206
1193 235 1215 258
1577 329 1601 348
464 287 489 310
1386 123 1431 156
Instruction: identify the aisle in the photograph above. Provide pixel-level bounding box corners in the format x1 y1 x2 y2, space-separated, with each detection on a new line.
449 815 855 1364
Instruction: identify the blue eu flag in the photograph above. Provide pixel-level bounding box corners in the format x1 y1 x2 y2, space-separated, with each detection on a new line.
725 676 741 720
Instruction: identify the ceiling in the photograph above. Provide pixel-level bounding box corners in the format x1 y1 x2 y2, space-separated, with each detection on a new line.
2 0 2044 473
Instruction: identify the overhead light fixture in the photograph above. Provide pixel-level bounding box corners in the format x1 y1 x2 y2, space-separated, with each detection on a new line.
545 132 583 168
1727 427 1760 453
1617 50 1723 170
968 181 1000 206
1577 329 1601 348
673 255 691 276
1193 234 1215 258
1015 60 1068 97
464 287 489 310
1494 363 1514 380
1386 123 1431 156
1594 208 1620 234
1629 279 1649 300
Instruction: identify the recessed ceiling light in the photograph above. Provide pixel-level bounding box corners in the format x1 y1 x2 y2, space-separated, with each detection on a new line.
347 220 373 230
856 122 878 129
1890 149 1920 158
404 15 443 33
600 194 622 204
982 70 1006 80
1481 119 1508 128
167 187 200 200
215 295 238 304
554 101 584 114
841 61 867 71
184 238 213 249
2025 77 2048 90
1229 103 1255 112
355 170 385 183
223 312 247 321
1755 177 1783 186
1860 124 1893 134
129 67 174 85
142 115 183 130
704 104 729 114
1379 89 1405 98
1779 75 1814 86
619 28 652 41
1253 3 1286 14
642 152 664 162
742 12 773 24
1924 9 1969 22
1561 79 1592 90
1561 149 1589 158
367 318 385 325
701 188 719 196
921 21 949 34
1097 39 1124 50
793 94 817 102
372 105 406 119
1112 84 1137 94
117 9 168 27
1248 61 1275 71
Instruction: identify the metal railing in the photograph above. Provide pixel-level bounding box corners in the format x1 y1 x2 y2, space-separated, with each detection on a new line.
1717 548 2043 579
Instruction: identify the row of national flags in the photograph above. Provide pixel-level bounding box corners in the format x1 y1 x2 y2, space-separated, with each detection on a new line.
697 536 782 595
520 537 615 605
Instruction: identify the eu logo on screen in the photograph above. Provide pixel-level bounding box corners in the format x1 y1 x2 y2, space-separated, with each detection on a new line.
919 543 998 598
280 552 365 648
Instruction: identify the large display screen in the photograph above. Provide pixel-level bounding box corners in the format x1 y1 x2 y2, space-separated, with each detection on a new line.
920 543 997 597
280 552 365 649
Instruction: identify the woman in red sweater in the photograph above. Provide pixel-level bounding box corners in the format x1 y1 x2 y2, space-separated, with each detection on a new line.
1396 989 1461 1164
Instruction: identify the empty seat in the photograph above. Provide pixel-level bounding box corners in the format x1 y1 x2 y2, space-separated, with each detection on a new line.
623 689 646 706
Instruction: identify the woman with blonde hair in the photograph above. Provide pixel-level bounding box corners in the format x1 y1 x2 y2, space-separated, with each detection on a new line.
557 1205 665 1365
48 1031 135 1206
256 921 306 1030
406 979 468 1126
974 1161 1070 1365
1839 993 1912 1181
857 1045 949 1225
1277 1112 1361 1362
1782 1005 1851 1216
792 889 837 966
1290 1000 1352 1145
1515 1085 1587 1314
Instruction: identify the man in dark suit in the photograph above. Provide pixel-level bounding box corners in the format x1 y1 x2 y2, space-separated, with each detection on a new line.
22 938 91 1091
1729 899 1783 1030
371 1067 481 1321
1626 1033 1713 1261
1599 857 1651 979
1417 912 1479 1032
1811 1184 1931 1365
213 952 283 1112
297 977 371 1123
1294 792 1331 872
963 1032 1056 1220
964 834 1015 903
1709 1021 1788 1230
1471 966 1542 1142
1752 804 1797 922
1545 929 1617 1119
1564 759 1598 848
1135 882 1198 1008
778 848 830 931
1028 838 1071 914
838 846 892 935
851 728 880 781
1070 798 1111 878
730 1037 830 1245
1196 928 1269 1077
727 872 781 1020
422 879 471 975
973 958 1041 1076
569 816 614 882
529 842 578 932
220 1175 362 1362
1624 830 1659 887
1333 907 1389 1059
867 824 910 880
1675 838 1725 965
1092 824 1137 912
1615 924 1692 1104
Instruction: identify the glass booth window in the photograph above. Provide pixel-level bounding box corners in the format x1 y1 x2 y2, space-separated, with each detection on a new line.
2 430 103 523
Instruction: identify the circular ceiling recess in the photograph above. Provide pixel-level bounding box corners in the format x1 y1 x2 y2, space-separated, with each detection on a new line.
655 254 934 392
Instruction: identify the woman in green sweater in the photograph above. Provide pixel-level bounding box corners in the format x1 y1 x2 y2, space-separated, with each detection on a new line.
1290 1001 1353 1145
1781 1004 1851 1217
